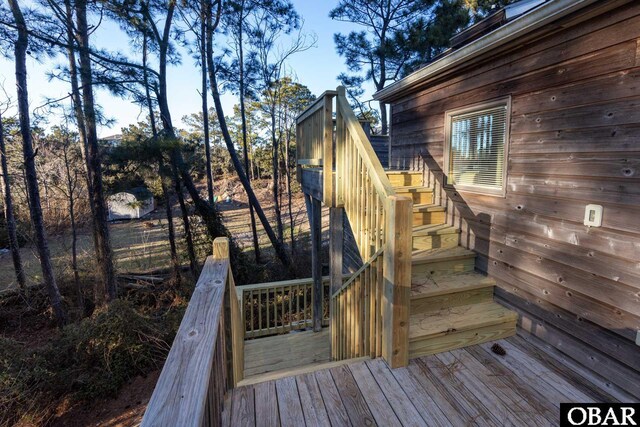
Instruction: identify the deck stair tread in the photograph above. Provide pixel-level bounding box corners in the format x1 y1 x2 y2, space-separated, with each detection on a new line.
411 271 495 298
394 185 433 193
385 170 422 175
412 246 475 264
412 223 461 235
409 301 518 341
412 203 445 213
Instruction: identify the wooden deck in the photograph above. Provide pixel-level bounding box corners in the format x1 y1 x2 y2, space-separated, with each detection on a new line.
243 329 331 379
223 333 634 426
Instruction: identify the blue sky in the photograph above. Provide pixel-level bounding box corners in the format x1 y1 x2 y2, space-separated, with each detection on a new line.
0 1 376 138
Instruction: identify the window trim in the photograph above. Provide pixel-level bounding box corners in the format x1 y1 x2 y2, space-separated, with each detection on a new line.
443 96 512 197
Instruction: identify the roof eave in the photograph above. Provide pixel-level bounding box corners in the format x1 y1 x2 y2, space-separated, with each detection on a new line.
373 0 600 103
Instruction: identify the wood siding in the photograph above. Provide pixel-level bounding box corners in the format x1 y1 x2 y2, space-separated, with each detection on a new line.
389 1 640 396
370 135 390 168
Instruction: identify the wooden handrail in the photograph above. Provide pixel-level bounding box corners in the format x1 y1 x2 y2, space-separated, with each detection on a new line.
335 94 395 205
331 86 413 368
295 86 412 368
296 90 338 124
141 238 243 427
331 248 384 297
296 91 335 205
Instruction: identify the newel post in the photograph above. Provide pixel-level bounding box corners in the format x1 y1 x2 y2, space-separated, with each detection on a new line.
382 196 412 368
212 237 243 387
334 86 346 207
322 91 334 207
213 237 229 260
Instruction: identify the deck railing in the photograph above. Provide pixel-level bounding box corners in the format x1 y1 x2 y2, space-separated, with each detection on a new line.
297 87 413 368
238 277 331 338
141 238 243 427
296 90 336 206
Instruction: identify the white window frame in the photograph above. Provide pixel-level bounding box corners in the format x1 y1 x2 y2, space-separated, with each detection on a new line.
443 96 512 197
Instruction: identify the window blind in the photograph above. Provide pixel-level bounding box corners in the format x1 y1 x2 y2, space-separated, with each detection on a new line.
447 105 507 191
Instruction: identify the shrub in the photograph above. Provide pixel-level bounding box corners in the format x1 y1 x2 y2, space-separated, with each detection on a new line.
0 299 185 426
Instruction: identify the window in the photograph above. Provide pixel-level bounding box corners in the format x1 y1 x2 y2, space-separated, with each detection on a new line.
444 98 511 196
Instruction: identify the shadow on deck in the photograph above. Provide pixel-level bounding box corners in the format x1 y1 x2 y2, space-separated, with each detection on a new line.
223 332 631 426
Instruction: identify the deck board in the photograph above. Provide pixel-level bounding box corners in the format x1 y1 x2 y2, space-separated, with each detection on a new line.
230 385 255 427
243 329 331 377
222 335 622 426
465 345 559 424
254 381 280 427
388 362 460 427
417 355 497 426
365 359 428 427
348 362 402 426
296 373 331 426
275 376 305 427
312 369 352 426
330 365 377 426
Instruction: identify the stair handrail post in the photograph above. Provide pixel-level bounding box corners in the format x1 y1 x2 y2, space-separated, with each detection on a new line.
334 86 346 208
322 91 335 207
213 237 244 387
382 195 412 368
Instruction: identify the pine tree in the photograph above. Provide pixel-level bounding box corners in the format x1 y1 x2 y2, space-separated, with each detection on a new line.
0 99 26 292
330 0 469 134
203 0 293 267
7 0 67 326
75 0 118 302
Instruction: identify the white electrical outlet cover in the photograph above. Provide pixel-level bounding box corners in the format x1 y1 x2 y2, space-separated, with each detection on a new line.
584 204 603 227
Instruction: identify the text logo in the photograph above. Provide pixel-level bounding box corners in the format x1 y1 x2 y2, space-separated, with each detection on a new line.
561 404 639 426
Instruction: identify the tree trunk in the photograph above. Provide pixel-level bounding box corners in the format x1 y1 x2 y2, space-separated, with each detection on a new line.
142 33 180 285
379 100 388 135
159 169 180 282
75 0 117 302
204 0 291 268
284 120 295 253
148 2 228 252
173 164 198 278
63 147 82 309
63 0 102 302
0 112 27 292
8 0 67 327
237 14 261 262
271 109 284 243
199 5 214 206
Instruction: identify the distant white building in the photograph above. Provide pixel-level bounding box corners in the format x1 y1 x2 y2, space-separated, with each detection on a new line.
107 187 155 221
99 134 123 147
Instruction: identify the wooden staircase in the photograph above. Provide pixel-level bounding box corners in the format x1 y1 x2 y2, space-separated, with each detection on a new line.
386 170 518 358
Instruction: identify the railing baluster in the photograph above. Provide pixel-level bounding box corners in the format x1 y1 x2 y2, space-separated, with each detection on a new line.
280 287 285 332
249 290 254 337
265 287 269 335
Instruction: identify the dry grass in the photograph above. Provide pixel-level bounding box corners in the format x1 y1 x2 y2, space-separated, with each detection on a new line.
0 176 326 292
0 213 184 292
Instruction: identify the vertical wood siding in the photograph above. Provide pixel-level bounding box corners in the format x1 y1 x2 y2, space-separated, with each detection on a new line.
389 1 640 393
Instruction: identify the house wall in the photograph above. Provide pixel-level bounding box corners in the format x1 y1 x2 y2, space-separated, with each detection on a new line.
389 1 640 397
